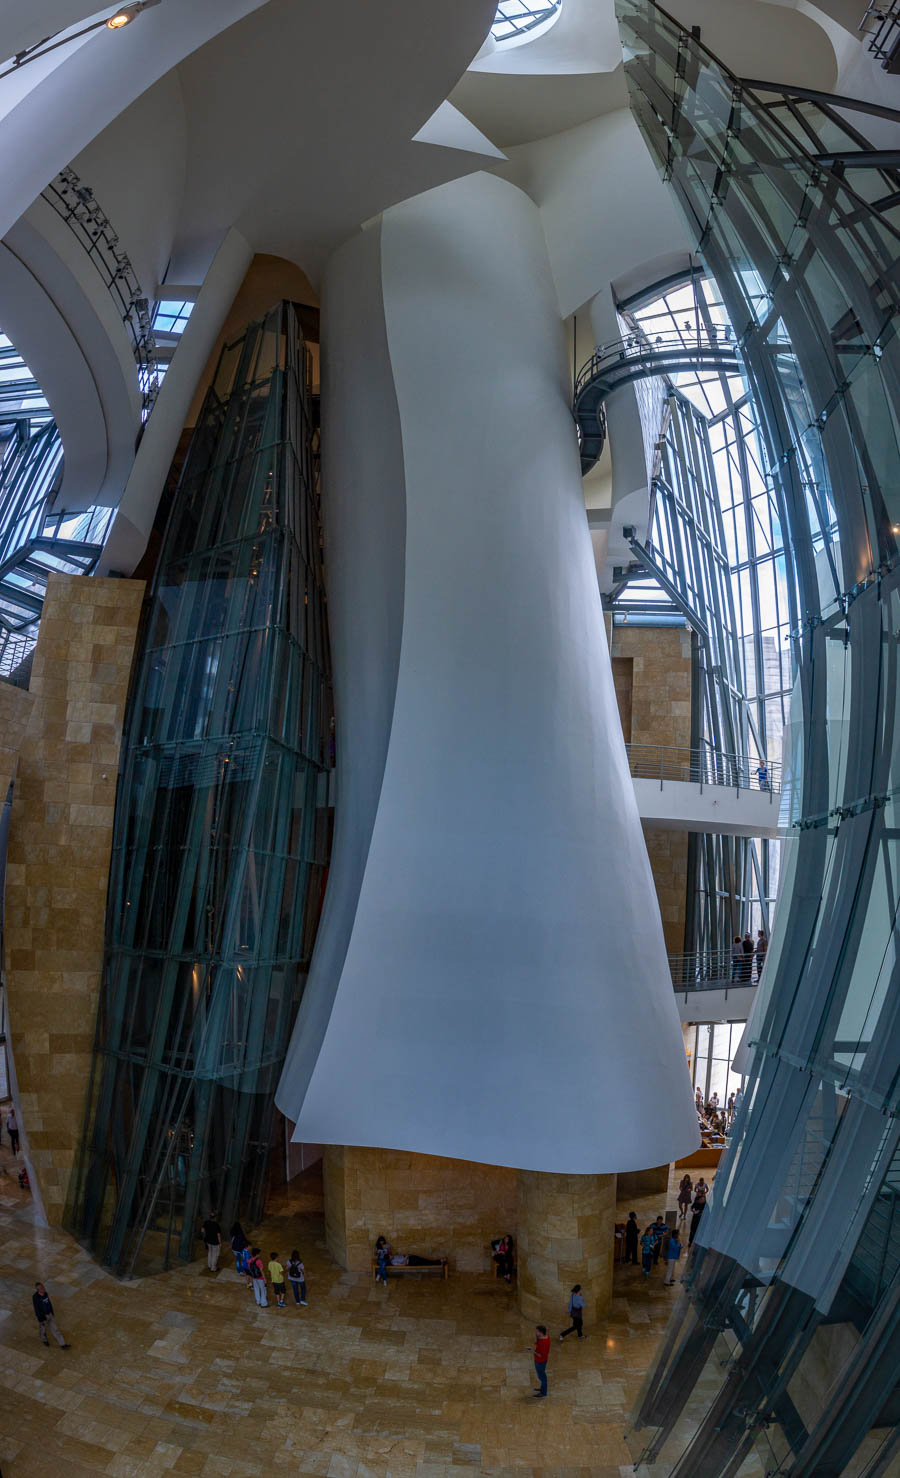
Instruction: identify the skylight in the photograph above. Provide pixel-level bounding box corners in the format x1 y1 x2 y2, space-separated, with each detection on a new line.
490 0 562 42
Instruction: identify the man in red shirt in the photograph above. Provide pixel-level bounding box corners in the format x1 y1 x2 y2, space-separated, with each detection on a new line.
532 1324 551 1397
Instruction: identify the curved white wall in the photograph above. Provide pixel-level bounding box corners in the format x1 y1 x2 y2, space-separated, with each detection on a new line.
276 171 699 1174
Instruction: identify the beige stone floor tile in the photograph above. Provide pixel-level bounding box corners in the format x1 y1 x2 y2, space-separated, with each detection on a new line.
0 1147 708 1476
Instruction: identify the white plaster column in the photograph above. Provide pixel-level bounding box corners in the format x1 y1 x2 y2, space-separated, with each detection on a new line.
276 171 699 1175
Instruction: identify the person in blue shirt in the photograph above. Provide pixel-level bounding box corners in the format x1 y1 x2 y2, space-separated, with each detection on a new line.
640 1229 655 1276
664 1230 683 1285
559 1284 586 1340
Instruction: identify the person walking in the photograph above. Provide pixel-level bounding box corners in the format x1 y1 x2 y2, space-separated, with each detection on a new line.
201 1209 222 1273
230 1221 249 1276
624 1210 639 1265
32 1283 70 1348
664 1229 683 1285
677 1175 693 1223
689 1190 707 1246
6 1109 18 1157
640 1227 655 1276
287 1250 307 1306
755 930 767 979
532 1325 551 1397
559 1284 586 1340
268 1251 286 1308
248 1247 268 1307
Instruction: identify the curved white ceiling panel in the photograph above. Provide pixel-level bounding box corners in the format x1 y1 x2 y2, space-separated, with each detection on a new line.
171 0 500 285
0 0 270 247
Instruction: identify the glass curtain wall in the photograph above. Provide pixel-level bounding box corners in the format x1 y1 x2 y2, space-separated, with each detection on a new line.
616 2 900 1475
69 303 333 1277
613 273 793 947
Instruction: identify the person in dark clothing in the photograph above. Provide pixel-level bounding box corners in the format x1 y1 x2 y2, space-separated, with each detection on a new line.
202 1210 222 1273
650 1216 668 1264
741 932 755 980
6 1110 19 1157
624 1210 639 1265
689 1191 707 1245
230 1221 249 1276
32 1283 69 1348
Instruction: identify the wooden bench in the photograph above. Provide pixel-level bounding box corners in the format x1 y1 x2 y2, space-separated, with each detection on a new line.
372 1259 449 1280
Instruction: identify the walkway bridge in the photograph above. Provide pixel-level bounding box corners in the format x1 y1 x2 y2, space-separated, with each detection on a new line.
668 948 760 1022
574 329 742 473
628 742 782 838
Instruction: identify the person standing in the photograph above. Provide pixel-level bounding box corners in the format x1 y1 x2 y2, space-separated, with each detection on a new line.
230 1221 249 1276
731 935 743 981
640 1227 655 1276
559 1284 586 1340
532 1325 551 1397
664 1230 683 1285
650 1216 668 1265
755 930 767 979
287 1250 307 1306
201 1209 222 1272
6 1109 18 1157
32 1283 70 1348
726 1093 735 1124
756 761 769 791
689 1190 707 1246
248 1247 268 1307
742 932 755 980
268 1252 286 1308
677 1175 693 1223
374 1236 390 1285
624 1210 639 1265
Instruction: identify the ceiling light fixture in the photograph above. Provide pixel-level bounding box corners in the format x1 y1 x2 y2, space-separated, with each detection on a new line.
107 0 161 29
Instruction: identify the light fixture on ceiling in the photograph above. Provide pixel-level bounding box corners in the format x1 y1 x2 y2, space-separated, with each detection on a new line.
107 0 161 30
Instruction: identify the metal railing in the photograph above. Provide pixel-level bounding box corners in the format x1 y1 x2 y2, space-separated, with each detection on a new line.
41 167 162 419
860 0 900 68
626 742 781 794
574 326 741 399
669 948 764 990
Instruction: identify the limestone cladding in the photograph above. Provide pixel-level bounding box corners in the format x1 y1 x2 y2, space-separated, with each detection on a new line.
323 1146 517 1273
516 1169 617 1328
3 572 145 1224
609 623 693 955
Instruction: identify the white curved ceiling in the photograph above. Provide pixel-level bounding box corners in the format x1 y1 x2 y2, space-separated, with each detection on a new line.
169 0 500 284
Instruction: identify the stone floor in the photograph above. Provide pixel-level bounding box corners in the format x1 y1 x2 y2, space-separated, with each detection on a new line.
0 1142 707 1478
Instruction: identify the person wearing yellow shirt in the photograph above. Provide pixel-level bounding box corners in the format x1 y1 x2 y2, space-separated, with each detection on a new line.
268 1252 286 1308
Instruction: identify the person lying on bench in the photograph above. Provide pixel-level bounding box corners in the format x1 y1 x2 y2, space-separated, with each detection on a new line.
390 1252 447 1267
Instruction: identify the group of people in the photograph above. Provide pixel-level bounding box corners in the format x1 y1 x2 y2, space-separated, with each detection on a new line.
529 1283 587 1399
731 930 767 981
695 1087 742 1139
201 1211 309 1310
374 1236 447 1281
624 1212 684 1280
677 1174 710 1244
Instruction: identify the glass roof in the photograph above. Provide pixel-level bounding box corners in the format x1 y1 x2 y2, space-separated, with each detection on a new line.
491 0 561 42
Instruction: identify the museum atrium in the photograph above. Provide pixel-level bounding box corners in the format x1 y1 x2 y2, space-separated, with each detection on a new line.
0 0 897 1474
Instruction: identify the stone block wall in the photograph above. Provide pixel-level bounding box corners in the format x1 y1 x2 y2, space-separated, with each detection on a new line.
323 1145 517 1273
516 1170 617 1326
608 623 693 954
3 573 145 1224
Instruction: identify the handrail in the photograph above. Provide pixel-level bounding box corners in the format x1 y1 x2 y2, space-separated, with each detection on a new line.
669 948 762 989
41 167 162 419
626 741 780 794
575 327 740 399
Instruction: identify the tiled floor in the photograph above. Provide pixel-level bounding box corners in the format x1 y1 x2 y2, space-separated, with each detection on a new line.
0 1144 701 1478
